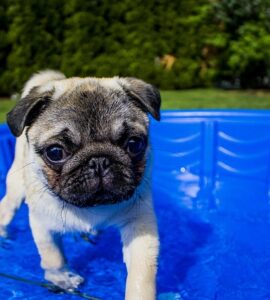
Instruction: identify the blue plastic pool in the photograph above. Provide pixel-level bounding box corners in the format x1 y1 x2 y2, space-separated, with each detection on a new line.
0 110 270 300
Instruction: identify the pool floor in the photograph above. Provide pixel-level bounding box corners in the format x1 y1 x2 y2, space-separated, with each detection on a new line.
0 181 270 300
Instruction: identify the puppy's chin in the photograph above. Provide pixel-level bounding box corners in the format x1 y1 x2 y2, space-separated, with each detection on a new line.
58 188 136 208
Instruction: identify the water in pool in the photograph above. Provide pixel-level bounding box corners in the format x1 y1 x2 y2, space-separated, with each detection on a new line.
1 111 270 300
1 178 270 300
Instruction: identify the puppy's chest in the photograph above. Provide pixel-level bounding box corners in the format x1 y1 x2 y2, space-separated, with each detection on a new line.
27 191 121 233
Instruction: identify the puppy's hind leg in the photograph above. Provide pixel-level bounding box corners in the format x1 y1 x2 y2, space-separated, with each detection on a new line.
0 160 25 237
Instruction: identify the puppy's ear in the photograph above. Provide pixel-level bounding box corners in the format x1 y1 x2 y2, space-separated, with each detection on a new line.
7 88 52 137
119 77 161 121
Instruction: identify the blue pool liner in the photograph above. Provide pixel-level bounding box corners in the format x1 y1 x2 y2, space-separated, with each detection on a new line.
0 110 270 300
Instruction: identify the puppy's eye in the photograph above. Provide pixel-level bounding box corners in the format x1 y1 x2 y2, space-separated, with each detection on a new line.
126 137 146 156
45 145 68 163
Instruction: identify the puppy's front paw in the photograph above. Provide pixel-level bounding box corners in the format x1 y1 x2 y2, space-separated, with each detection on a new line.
45 268 84 291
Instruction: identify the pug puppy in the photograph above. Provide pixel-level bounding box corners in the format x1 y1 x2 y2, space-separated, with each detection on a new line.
0 71 160 300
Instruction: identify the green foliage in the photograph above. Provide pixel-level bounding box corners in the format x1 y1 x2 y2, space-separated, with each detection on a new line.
0 0 270 95
0 0 10 95
212 0 270 87
2 0 65 94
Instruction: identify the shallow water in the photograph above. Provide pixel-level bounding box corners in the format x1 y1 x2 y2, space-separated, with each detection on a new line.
1 111 270 299
1 179 270 300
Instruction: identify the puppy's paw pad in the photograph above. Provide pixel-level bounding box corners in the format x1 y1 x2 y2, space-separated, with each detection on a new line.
45 269 84 291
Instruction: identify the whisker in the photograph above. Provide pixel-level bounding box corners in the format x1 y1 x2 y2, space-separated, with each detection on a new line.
9 162 35 175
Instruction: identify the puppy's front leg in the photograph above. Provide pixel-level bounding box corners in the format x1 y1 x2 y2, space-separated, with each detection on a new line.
29 213 84 291
120 212 159 300
0 156 25 237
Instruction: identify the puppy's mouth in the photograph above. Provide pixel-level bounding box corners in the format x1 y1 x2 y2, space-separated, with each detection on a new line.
57 185 136 208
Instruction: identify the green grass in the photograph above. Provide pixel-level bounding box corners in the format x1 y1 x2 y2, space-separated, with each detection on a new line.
161 89 270 109
0 89 270 123
0 99 14 124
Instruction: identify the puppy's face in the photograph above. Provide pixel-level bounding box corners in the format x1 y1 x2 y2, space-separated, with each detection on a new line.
7 76 161 207
31 87 149 207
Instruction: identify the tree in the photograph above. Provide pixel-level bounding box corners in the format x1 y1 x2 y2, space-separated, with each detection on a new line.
0 0 11 95
2 0 65 94
212 0 270 88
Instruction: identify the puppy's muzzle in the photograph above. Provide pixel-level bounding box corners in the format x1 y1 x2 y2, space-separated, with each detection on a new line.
88 157 111 177
58 149 136 207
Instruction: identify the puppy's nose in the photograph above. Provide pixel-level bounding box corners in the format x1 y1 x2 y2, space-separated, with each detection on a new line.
88 157 111 176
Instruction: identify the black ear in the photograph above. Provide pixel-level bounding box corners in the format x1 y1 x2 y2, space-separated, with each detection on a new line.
119 77 161 121
7 88 52 137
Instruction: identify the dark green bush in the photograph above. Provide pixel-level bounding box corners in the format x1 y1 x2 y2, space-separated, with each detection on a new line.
0 0 270 95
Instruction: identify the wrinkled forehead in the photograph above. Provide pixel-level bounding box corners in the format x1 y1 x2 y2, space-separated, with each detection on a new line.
31 83 149 144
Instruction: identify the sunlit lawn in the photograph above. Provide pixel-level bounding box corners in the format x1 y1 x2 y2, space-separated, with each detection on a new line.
0 99 13 124
161 89 270 109
0 89 270 123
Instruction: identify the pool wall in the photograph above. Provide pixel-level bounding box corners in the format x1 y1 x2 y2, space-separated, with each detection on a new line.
150 110 270 213
1 110 270 205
